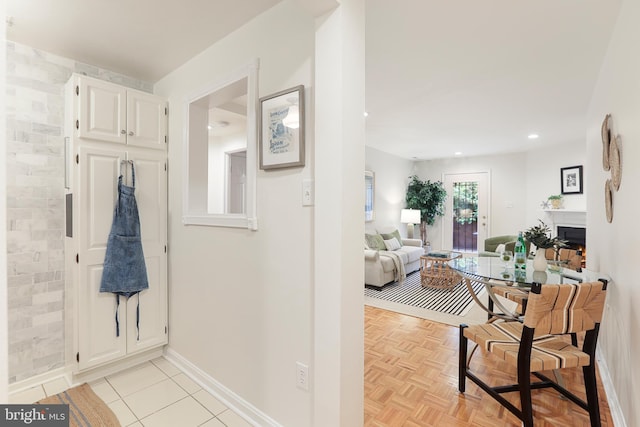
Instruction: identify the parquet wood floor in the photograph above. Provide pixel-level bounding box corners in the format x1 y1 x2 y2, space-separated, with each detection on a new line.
364 305 614 426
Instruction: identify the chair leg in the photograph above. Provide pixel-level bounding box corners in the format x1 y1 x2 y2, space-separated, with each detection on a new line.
518 363 534 426
583 364 602 427
459 324 468 393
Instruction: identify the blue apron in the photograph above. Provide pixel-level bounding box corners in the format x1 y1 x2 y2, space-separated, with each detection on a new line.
100 161 148 338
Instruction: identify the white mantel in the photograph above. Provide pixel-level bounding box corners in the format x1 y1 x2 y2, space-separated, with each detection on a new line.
542 209 586 231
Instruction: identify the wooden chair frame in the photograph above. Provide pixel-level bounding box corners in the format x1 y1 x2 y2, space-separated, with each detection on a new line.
458 279 608 427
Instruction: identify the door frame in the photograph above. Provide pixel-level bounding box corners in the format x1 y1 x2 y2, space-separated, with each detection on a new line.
442 171 491 252
224 148 247 214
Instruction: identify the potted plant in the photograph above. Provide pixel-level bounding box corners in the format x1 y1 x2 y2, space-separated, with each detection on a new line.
524 220 567 271
547 194 563 209
405 175 447 246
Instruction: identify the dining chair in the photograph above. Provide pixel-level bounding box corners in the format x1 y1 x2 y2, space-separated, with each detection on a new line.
458 279 608 427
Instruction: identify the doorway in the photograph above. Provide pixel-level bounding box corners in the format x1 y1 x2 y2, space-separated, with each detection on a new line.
226 149 247 214
443 172 489 252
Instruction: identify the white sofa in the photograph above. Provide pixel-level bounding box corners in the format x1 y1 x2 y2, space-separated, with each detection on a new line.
365 229 423 288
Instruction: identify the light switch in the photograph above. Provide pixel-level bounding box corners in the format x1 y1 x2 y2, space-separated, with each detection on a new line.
302 179 314 206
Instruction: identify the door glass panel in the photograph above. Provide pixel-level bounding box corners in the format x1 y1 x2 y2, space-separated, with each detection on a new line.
452 182 478 252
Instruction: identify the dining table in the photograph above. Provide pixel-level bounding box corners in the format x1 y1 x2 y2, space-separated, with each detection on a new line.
448 256 609 322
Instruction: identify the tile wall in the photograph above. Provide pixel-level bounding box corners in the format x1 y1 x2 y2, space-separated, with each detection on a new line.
5 41 153 383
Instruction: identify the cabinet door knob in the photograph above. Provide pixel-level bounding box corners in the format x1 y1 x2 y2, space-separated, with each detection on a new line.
121 130 126 134
128 131 134 136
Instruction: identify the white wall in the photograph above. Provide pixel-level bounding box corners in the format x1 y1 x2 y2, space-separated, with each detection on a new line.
1 7 9 402
207 132 246 213
525 141 587 227
586 0 639 425
364 147 413 235
155 2 317 425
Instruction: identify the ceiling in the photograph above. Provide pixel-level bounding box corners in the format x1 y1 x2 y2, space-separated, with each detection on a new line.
6 0 622 160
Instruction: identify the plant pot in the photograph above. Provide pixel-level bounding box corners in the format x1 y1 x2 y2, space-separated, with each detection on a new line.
549 199 562 209
533 250 548 272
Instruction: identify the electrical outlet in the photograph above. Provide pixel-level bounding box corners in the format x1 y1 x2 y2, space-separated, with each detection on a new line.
296 362 309 391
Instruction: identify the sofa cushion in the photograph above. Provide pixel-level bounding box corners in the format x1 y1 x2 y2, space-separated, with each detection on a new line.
380 229 402 245
383 237 402 251
365 233 386 251
396 244 423 264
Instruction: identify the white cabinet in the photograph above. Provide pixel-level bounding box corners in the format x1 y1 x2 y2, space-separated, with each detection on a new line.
65 74 168 373
74 75 167 150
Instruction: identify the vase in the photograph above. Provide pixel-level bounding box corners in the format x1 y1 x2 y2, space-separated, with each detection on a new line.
533 250 548 272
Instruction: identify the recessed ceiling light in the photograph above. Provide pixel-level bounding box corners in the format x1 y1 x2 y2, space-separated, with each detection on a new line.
528 134 539 139
363 112 369 117
454 151 462 156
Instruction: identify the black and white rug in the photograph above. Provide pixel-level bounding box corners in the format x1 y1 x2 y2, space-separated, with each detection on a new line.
364 270 485 317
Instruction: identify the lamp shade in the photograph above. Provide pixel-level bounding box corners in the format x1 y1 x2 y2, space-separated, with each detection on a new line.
400 209 421 224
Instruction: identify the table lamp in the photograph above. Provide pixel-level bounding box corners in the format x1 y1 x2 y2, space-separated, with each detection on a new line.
400 209 421 239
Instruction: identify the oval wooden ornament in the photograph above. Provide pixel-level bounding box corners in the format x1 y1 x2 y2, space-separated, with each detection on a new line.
601 114 611 171
605 179 613 223
609 134 621 191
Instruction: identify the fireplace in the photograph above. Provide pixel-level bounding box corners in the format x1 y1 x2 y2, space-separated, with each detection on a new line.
557 226 586 267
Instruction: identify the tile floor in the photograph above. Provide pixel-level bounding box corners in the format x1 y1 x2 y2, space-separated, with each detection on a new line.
8 357 253 427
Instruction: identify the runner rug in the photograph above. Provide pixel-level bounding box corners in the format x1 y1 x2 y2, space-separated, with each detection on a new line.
37 383 120 427
364 270 485 318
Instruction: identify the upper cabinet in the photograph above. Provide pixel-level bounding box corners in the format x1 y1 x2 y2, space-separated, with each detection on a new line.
71 74 167 150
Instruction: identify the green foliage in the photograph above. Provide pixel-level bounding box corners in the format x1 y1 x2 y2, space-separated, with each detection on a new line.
405 175 447 225
547 194 563 200
524 219 568 249
453 182 478 225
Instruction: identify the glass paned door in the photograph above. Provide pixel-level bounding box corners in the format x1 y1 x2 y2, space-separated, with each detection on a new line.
443 172 489 252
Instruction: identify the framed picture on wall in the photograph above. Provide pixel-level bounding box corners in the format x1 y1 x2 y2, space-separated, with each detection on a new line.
561 165 583 194
259 85 305 170
365 171 375 222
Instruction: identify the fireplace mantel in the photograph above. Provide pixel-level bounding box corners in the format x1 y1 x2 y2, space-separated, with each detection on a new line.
542 209 586 229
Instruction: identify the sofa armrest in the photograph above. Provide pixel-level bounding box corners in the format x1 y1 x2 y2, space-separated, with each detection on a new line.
364 249 380 261
401 238 423 247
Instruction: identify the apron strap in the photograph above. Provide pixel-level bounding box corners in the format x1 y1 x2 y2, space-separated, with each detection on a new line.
115 295 120 337
119 160 136 188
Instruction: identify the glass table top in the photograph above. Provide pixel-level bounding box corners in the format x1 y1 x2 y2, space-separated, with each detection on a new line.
448 256 607 287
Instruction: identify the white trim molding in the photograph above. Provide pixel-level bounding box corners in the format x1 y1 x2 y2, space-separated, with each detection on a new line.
164 347 282 427
596 347 628 427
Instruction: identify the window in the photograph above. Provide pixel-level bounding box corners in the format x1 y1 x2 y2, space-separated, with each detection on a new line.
183 59 259 229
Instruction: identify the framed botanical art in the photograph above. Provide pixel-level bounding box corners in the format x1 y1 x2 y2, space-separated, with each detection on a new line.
259 85 305 170
560 165 583 195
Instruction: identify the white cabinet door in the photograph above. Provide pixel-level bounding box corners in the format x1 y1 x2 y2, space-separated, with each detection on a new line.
77 77 127 145
125 149 168 353
77 146 127 370
127 92 167 150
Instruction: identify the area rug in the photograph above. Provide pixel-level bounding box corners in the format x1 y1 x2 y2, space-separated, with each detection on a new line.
37 383 120 427
364 271 487 326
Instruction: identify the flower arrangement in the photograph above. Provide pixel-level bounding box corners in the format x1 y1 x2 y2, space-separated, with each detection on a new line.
524 220 568 250
547 194 563 209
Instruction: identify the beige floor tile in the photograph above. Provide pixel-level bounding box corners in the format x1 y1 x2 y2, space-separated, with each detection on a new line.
151 357 181 377
89 378 120 403
171 373 201 394
107 362 167 397
199 418 226 427
139 396 213 427
192 389 227 415
216 409 253 427
108 399 137 426
42 377 69 396
127 423 143 427
9 385 46 403
122 378 188 419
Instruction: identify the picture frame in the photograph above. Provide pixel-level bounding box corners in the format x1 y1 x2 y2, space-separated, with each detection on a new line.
259 85 305 170
365 171 375 222
561 165 583 195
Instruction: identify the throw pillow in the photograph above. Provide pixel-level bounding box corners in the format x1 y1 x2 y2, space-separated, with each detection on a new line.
384 237 402 251
380 229 402 245
495 243 506 254
365 233 386 251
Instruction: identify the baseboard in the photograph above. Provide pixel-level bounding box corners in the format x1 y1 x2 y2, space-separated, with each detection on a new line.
163 347 282 427
596 347 627 427
8 367 70 395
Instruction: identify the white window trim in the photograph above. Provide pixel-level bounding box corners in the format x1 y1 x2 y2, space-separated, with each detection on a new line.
182 58 259 230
